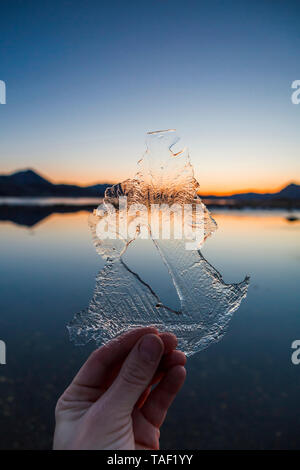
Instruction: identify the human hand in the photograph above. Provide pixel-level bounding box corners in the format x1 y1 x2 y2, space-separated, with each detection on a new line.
53 327 186 450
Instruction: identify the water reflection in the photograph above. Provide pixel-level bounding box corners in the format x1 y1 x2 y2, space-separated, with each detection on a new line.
0 209 299 449
0 203 95 227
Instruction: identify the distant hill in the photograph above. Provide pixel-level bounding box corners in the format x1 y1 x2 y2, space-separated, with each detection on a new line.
0 169 299 204
275 183 300 199
0 169 110 197
200 183 300 201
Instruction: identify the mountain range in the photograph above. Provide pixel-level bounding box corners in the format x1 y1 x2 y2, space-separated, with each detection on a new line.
201 183 300 201
0 169 110 197
0 168 299 201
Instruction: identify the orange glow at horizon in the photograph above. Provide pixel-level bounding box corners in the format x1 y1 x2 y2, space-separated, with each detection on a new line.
1 164 298 196
196 184 296 196
52 171 297 196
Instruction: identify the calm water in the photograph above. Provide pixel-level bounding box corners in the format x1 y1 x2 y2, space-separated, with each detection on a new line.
0 209 299 449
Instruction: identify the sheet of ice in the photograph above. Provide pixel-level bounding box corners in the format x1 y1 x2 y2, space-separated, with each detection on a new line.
68 130 249 356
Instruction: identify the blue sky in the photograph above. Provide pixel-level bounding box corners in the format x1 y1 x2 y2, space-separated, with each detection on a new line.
0 0 299 193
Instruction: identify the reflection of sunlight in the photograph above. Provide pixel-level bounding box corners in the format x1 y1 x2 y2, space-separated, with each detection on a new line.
212 212 300 245
200 210 300 281
40 211 91 232
1 210 299 266
212 211 300 231
1 208 299 239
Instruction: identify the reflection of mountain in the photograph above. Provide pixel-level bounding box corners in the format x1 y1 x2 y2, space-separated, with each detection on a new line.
0 169 110 197
1 202 299 229
0 204 93 227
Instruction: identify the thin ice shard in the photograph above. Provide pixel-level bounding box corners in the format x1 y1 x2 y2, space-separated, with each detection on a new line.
68 130 249 356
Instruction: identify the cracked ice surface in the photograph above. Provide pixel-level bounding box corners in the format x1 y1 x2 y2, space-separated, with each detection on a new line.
68 130 249 356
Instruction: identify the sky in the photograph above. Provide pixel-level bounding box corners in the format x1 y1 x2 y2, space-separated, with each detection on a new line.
0 0 299 194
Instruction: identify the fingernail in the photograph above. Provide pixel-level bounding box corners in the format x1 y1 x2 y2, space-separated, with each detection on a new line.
139 335 163 362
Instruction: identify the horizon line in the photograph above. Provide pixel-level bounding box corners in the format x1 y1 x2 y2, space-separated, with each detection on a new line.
1 167 299 197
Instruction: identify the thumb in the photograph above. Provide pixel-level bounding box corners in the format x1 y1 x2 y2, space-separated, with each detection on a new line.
107 333 164 414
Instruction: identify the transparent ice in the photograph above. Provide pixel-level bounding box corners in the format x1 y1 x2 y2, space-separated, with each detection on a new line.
68 130 249 356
